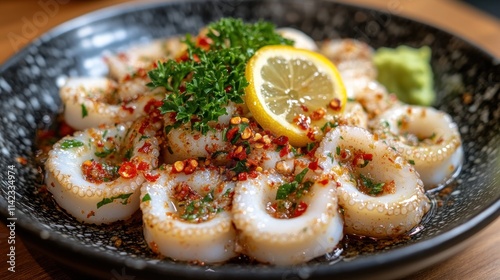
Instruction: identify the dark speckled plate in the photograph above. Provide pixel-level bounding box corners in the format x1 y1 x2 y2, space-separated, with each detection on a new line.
0 1 499 279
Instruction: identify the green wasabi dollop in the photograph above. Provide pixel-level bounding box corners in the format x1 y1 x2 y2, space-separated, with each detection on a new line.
373 45 435 106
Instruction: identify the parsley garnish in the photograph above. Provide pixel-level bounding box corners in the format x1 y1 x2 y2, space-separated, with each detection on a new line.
276 168 310 200
81 104 88 118
97 193 133 208
60 139 84 149
142 193 151 202
94 147 115 158
147 18 293 134
359 174 385 195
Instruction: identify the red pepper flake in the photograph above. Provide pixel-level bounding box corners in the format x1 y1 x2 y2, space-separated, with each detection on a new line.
310 108 326 121
137 161 150 171
196 36 212 49
273 135 289 146
300 104 309 112
118 161 137 179
248 170 259 178
306 129 317 141
329 98 342 111
319 178 329 185
292 201 308 218
138 120 149 134
353 153 373 168
225 127 239 142
173 182 200 201
237 172 248 181
121 103 135 114
294 114 310 131
138 142 152 153
87 211 95 219
279 144 290 158
123 74 132 82
144 172 160 182
224 85 232 93
308 160 319 171
144 99 164 114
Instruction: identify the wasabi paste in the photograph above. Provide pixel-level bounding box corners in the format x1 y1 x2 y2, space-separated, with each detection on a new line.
373 45 435 106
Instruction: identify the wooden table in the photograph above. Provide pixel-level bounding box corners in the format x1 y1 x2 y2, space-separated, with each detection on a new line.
0 0 498 279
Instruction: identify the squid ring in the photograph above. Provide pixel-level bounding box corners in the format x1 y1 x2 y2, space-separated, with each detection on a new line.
140 166 237 263
372 105 463 188
45 116 161 224
232 171 343 265
316 126 430 238
60 77 164 130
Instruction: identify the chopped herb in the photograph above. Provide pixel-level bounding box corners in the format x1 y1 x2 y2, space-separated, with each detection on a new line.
276 182 298 200
124 148 133 160
139 135 150 141
60 139 84 149
81 104 88 118
327 152 335 163
306 142 315 152
102 130 108 138
142 193 151 202
276 168 309 200
336 146 341 156
359 174 385 195
321 121 338 132
230 160 248 173
94 147 115 158
147 18 292 134
408 159 415 165
96 193 133 208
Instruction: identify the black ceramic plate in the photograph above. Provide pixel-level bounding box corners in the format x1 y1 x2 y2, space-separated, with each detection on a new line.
0 1 499 279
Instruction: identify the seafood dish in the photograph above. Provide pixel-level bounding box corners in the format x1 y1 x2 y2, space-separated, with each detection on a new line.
41 18 463 265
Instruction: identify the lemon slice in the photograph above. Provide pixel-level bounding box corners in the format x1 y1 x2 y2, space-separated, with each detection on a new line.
245 45 347 147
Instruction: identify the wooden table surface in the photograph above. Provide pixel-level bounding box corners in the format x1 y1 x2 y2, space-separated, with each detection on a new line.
0 0 498 279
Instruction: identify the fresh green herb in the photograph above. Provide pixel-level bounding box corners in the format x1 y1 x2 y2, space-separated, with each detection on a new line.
142 193 151 202
230 160 248 173
60 139 84 149
147 18 293 134
81 104 88 118
306 142 315 152
139 135 150 141
321 121 338 132
408 159 415 165
94 147 115 158
202 190 215 203
124 148 133 160
206 18 293 54
102 130 108 139
336 146 341 156
327 152 335 163
96 193 133 208
359 174 385 195
276 168 310 200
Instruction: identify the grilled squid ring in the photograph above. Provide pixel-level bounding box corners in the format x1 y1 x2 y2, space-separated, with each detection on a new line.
316 126 430 238
372 105 463 188
104 37 185 101
45 116 161 224
232 171 343 265
60 77 165 130
140 166 237 263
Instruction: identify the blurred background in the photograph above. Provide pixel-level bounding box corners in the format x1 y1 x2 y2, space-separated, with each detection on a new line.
463 0 500 18
0 0 499 63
